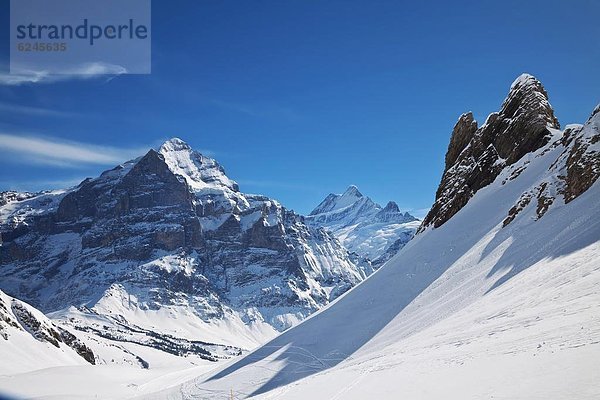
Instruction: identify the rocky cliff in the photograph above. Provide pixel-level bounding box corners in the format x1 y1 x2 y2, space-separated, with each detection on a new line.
419 74 596 232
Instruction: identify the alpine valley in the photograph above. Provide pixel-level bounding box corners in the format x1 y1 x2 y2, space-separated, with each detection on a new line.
1 74 599 399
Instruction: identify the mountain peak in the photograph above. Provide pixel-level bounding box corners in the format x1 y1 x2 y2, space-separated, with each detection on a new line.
307 189 419 263
510 73 537 90
342 185 363 198
420 73 561 232
157 138 239 192
374 201 418 224
501 73 559 130
159 137 192 152
309 186 368 216
382 201 400 212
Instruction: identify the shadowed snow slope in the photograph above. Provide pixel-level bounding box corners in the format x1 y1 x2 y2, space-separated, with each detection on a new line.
144 89 600 399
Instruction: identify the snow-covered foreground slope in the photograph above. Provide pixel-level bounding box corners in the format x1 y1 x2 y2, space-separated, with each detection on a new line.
142 82 600 399
0 287 240 399
154 172 600 400
0 355 223 400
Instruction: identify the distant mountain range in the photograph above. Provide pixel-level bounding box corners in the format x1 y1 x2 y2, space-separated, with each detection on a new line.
306 185 419 265
1 138 385 366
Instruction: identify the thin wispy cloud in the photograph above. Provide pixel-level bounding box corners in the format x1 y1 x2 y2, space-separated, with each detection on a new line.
0 62 127 86
0 133 149 168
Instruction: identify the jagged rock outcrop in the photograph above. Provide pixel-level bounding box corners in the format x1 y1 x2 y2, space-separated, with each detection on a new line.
562 107 600 202
306 186 419 263
421 74 599 233
444 112 479 168
0 139 369 350
420 74 561 231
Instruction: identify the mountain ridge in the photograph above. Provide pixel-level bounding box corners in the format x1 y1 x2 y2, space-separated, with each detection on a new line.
0 139 372 357
306 185 419 263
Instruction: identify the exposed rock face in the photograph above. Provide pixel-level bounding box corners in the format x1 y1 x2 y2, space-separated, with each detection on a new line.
374 201 412 223
0 139 369 346
420 74 561 231
421 74 599 233
444 112 479 168
563 108 600 202
306 186 420 264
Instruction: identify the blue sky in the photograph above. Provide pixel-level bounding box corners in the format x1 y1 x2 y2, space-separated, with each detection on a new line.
0 0 599 216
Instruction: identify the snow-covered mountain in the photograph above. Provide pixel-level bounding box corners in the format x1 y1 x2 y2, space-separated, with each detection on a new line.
154 74 600 399
306 185 419 264
0 138 370 360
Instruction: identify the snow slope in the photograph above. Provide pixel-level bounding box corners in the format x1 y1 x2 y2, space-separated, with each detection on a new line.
0 355 222 400
0 290 91 375
0 292 239 400
145 99 600 399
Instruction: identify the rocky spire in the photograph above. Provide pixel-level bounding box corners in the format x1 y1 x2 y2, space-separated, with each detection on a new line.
374 201 417 224
444 112 478 169
487 73 560 165
382 201 400 212
419 73 560 232
501 74 559 129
